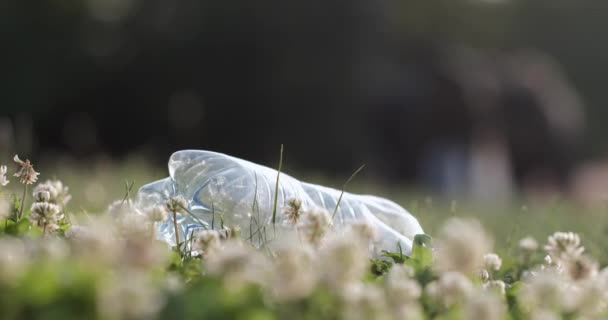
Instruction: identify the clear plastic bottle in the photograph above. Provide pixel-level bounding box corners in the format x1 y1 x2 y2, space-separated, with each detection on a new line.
136 150 424 253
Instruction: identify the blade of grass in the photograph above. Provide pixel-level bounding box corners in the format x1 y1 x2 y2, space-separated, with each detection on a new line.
121 180 135 205
398 242 403 261
271 144 284 228
182 230 195 260
211 202 215 230
249 214 253 242
250 172 258 241
332 164 365 219
247 216 260 241
248 216 273 244
252 172 259 212
178 203 208 230
17 184 27 221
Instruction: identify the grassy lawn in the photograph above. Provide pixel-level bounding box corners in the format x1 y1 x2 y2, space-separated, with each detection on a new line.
1 156 606 320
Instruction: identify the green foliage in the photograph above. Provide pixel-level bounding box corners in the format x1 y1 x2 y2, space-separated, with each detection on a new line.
1 162 607 320
0 213 605 320
370 258 393 276
412 234 433 267
271 144 284 227
160 277 272 320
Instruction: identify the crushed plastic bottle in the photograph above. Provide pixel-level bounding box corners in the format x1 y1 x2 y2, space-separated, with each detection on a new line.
136 150 424 253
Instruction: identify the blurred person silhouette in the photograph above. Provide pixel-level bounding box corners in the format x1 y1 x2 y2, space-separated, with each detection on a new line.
367 46 585 201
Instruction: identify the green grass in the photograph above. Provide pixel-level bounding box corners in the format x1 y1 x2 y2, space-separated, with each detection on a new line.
27 157 608 265
2 156 608 320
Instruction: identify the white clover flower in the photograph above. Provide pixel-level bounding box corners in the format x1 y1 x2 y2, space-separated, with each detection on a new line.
0 165 9 186
227 225 241 239
540 254 563 273
65 225 88 239
115 212 155 240
29 202 62 232
97 271 164 320
13 155 40 185
569 278 608 317
300 207 332 246
387 264 415 280
107 199 141 217
519 236 539 253
0 198 9 220
483 280 506 295
519 269 569 311
33 180 72 207
342 284 391 320
193 229 221 258
348 221 378 243
270 246 318 301
318 232 369 292
435 218 493 275
34 191 51 203
392 302 424 320
163 274 185 294
65 219 121 266
144 205 168 222
120 229 170 270
204 240 270 291
165 196 188 213
562 254 599 281
463 290 507 320
217 225 242 241
385 266 422 306
598 267 608 293
529 309 560 320
0 237 28 282
35 237 70 261
479 269 490 282
282 197 303 225
425 281 440 299
426 272 473 307
484 253 502 271
107 200 152 239
545 231 584 261
68 216 166 270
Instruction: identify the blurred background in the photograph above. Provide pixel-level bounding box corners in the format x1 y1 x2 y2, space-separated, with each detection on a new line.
2 0 608 205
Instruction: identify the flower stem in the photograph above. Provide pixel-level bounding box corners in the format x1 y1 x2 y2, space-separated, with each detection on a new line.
172 210 181 254
42 222 47 237
18 184 27 221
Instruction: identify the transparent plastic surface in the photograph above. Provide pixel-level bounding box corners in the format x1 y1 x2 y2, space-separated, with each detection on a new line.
136 150 424 253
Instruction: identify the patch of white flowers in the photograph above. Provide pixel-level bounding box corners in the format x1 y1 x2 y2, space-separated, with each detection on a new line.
33 179 72 207
435 218 493 275
0 165 9 187
1 174 608 320
484 253 502 271
545 231 584 261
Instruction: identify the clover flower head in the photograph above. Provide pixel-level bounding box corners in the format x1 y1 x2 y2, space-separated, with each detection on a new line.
435 218 493 275
484 253 502 271
300 207 332 245
144 205 168 222
562 254 599 281
13 155 40 185
464 289 507 320
33 180 72 207
193 229 221 257
282 197 303 225
519 236 539 253
165 196 188 213
545 231 584 261
0 165 9 186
